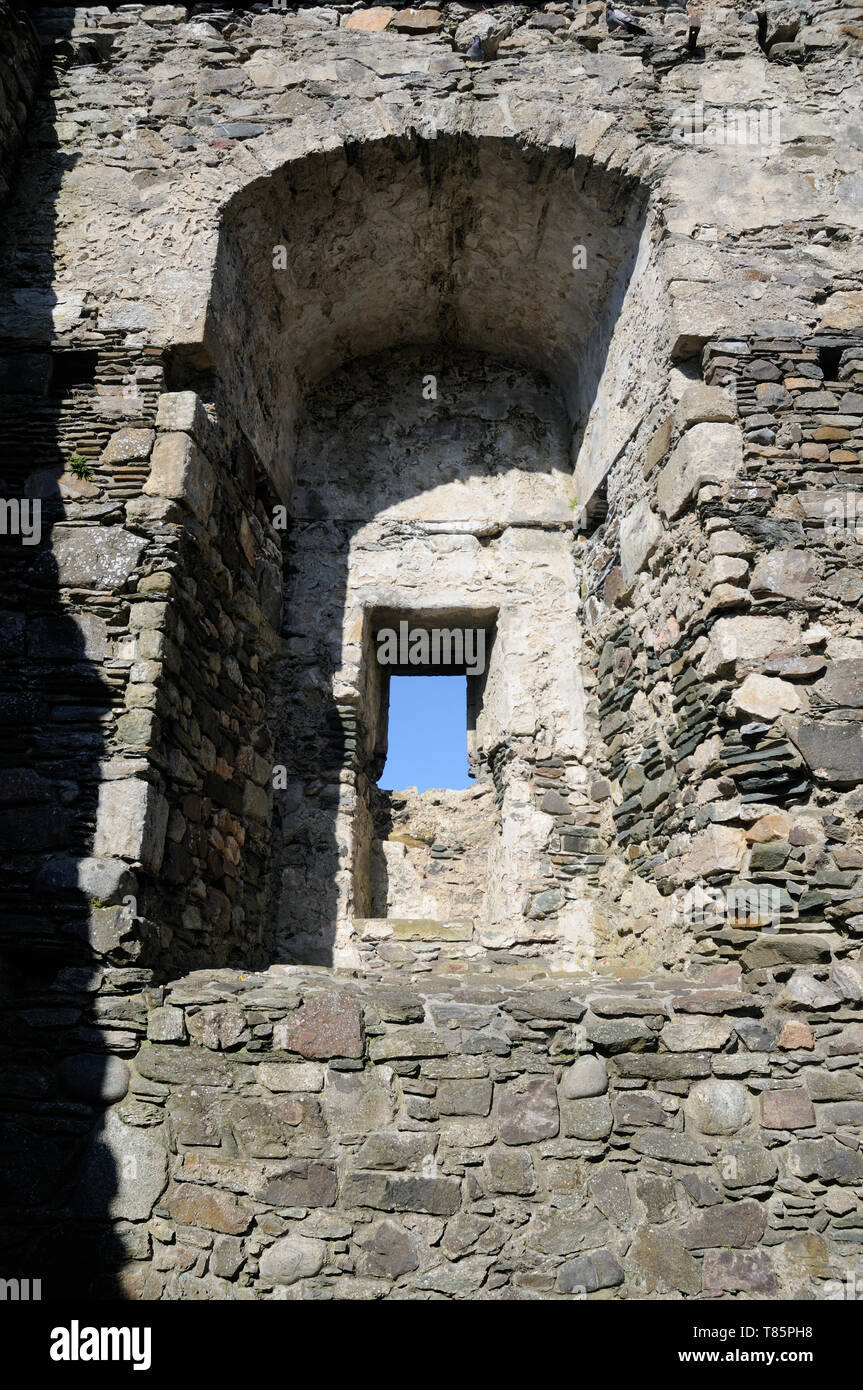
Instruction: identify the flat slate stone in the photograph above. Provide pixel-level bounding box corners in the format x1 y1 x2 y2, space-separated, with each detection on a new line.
275 990 365 1060
790 1138 863 1184
813 659 863 708
679 1198 767 1249
785 716 863 786
632 1130 709 1164
390 918 473 941
342 1172 461 1216
702 1249 779 1295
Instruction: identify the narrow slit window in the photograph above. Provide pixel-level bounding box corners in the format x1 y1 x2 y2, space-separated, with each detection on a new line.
379 675 471 791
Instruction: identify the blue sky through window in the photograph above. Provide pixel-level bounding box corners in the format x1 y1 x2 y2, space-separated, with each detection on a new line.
379 675 472 791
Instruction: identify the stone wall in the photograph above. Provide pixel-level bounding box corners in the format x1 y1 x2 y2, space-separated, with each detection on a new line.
573 327 863 974
0 368 283 976
42 957 863 1301
2 0 863 1302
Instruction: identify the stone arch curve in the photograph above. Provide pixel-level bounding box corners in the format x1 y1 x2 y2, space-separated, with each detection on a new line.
188 126 668 512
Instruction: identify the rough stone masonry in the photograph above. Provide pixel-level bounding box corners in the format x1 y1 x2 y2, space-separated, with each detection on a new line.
0 0 862 1301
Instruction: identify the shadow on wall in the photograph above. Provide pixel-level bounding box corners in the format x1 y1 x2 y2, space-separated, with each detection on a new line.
0 8 126 1300
186 132 657 965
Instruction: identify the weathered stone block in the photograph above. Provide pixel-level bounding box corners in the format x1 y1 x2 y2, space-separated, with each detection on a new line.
785 717 863 787
528 1207 611 1257
498 1076 559 1145
355 1132 436 1171
135 1044 228 1087
816 1101 863 1125
759 1088 816 1130
389 7 443 31
275 991 364 1059
731 673 802 720
144 432 216 523
702 1249 779 1295
662 1017 734 1052
675 825 747 881
585 1017 655 1053
557 1249 624 1295
211 1235 245 1280
101 427 154 464
719 1142 777 1189
355 1218 419 1279
776 971 841 1011
675 383 736 428
813 659 863 708
632 1130 709 1164
259 1235 326 1286
750 549 820 600
343 6 396 30
44 526 145 590
437 1079 492 1116
589 1166 631 1227
643 415 673 476
322 1068 395 1139
257 1162 337 1209
615 1053 712 1080
93 778 169 872
75 1108 167 1222
412 1258 492 1296
259 1062 324 1093
614 1092 667 1127
561 1096 613 1140
154 391 213 449
147 1006 186 1043
679 1198 767 1249
342 1172 461 1216
367 1025 445 1062
484 1146 536 1195
168 1184 251 1235
636 1173 678 1223
685 1079 752 1135
790 1139 863 1184
801 1068 863 1102
701 616 795 678
657 423 743 519
628 1227 701 1295
619 497 663 588
820 290 863 329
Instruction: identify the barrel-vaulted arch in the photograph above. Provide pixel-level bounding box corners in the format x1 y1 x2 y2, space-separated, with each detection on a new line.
200 131 666 511
175 130 672 966
132 127 674 966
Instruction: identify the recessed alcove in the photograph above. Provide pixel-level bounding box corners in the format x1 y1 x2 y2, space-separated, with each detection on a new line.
267 347 588 966
165 130 666 968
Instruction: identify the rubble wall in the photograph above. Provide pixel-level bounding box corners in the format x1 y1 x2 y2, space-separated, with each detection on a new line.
1 1 862 1300
54 959 863 1302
